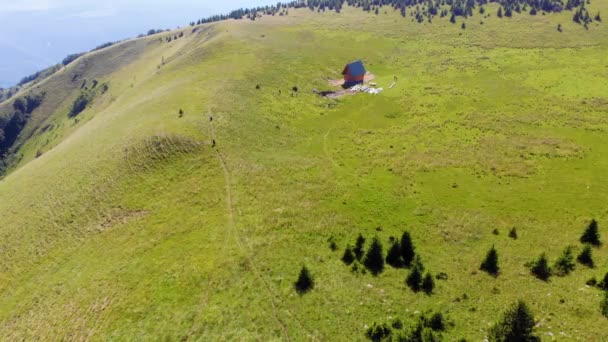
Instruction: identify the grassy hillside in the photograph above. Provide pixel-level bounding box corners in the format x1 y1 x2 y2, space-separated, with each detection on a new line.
0 3 607 340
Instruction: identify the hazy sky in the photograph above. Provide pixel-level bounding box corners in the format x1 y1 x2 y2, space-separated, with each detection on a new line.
0 0 269 87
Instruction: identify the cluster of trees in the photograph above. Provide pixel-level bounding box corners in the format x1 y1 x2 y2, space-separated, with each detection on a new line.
17 64 62 87
165 32 185 43
0 93 45 173
365 300 540 341
68 80 107 118
189 1 307 25
185 0 598 29
479 219 603 282
366 312 448 341
571 1 600 28
342 231 438 294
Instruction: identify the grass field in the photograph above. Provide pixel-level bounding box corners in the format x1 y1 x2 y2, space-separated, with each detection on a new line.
0 3 607 340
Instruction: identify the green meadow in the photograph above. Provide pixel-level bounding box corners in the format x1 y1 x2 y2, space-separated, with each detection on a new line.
0 3 607 340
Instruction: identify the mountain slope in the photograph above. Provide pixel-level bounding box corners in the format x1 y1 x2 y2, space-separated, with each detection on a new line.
0 4 607 340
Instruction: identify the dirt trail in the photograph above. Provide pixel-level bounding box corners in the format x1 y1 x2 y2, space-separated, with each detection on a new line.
205 117 292 341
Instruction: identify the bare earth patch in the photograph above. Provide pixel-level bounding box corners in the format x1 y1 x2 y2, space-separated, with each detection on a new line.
328 72 376 87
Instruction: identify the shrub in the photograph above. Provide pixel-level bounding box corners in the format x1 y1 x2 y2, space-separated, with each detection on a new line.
342 245 355 265
354 234 366 261
400 231 416 267
364 237 385 275
529 253 552 281
554 246 575 276
386 240 403 268
480 246 499 276
581 219 601 246
492 229 499 235
509 228 518 240
577 245 594 268
422 272 435 295
489 300 538 342
294 266 314 294
365 322 392 341
391 318 403 330
586 277 597 287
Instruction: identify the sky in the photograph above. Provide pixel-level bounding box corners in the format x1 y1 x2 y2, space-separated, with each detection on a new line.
0 0 269 88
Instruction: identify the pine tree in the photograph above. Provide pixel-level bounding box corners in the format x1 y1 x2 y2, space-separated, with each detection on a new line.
601 292 608 318
580 219 601 246
480 246 499 276
406 263 423 292
530 7 537 15
489 300 539 342
342 245 355 265
354 234 366 261
386 240 404 268
596 12 602 22
400 231 416 267
461 22 466 29
294 266 314 294
479 6 485 14
529 253 552 281
497 7 503 18
364 237 385 275
554 246 575 276
422 272 435 295
598 272 608 291
450 13 456 23
509 228 518 239
577 245 594 268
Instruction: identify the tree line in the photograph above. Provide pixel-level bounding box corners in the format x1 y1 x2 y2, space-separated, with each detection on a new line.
0 93 45 174
186 0 600 28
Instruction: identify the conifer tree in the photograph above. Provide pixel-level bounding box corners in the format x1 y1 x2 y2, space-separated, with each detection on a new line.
406 263 423 292
354 234 366 261
598 272 608 291
450 13 456 23
386 240 404 268
489 300 539 342
596 12 602 22
422 272 435 295
294 266 314 294
580 219 601 246
529 253 552 281
342 244 355 265
509 228 518 239
400 231 416 267
554 246 575 276
577 245 594 268
498 7 503 18
480 246 499 276
601 292 608 318
461 22 466 29
364 237 385 275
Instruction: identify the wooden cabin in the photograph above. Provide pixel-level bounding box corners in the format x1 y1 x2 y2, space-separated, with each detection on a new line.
342 60 366 87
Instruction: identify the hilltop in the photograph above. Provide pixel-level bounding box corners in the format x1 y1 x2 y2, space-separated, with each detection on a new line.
0 2 607 340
